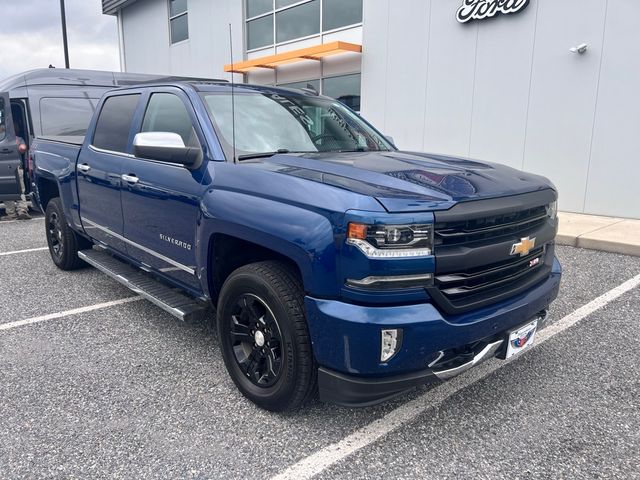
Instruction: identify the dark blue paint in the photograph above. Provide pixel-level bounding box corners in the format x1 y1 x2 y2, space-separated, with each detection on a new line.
32 81 561 382
306 259 561 375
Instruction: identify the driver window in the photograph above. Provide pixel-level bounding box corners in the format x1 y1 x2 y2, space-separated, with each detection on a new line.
141 93 199 148
0 97 6 142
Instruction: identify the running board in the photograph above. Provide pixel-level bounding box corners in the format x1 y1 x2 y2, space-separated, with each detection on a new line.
78 249 210 323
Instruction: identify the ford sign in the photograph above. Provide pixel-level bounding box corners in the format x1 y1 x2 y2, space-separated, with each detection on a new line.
456 0 531 23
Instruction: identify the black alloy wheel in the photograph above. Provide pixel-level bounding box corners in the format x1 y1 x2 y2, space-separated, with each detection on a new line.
217 261 317 411
47 210 63 262
44 197 90 270
229 293 284 387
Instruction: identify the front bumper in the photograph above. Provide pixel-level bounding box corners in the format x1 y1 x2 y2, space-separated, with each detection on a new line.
305 257 561 406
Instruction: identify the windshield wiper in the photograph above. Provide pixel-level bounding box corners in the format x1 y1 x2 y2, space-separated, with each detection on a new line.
337 147 371 153
237 149 290 161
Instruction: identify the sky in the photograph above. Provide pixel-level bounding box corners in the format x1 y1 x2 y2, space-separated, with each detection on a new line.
0 0 119 80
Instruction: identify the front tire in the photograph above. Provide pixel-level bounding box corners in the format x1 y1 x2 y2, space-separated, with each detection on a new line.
217 261 316 412
45 197 90 270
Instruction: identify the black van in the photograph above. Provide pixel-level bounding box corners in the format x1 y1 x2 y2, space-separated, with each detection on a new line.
0 68 221 204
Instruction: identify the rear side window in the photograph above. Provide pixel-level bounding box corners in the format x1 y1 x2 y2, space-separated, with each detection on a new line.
141 93 199 147
92 94 140 153
40 97 99 138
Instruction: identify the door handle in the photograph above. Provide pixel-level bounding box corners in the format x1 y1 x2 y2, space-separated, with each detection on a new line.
121 174 139 184
77 163 91 173
0 149 11 154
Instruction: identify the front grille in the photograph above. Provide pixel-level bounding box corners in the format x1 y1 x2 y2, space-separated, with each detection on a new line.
428 245 553 315
436 247 545 299
434 205 547 247
428 190 557 315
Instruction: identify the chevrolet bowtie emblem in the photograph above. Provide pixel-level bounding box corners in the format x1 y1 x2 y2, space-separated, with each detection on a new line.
510 236 536 256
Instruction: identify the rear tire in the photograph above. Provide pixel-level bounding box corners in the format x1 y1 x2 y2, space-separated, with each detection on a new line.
217 261 316 412
45 197 90 270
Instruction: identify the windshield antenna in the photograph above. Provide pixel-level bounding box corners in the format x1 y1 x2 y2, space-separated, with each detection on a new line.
228 23 237 164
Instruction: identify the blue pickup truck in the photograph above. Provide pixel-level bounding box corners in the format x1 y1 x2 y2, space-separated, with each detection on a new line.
32 81 561 411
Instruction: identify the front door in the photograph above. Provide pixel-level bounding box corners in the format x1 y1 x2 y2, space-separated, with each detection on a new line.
0 93 22 201
121 90 206 291
77 93 141 253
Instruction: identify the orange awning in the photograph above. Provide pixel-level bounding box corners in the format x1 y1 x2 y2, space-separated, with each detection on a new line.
224 41 362 74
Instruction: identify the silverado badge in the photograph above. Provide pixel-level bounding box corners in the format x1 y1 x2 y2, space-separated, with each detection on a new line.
510 236 536 257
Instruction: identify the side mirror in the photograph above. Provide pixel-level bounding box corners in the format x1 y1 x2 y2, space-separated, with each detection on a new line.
133 132 201 166
384 135 396 146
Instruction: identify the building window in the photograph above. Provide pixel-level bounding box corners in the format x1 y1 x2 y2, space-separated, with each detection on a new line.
245 0 362 51
323 0 362 31
169 0 188 44
247 14 273 50
276 0 320 43
323 73 361 112
279 73 361 112
278 79 320 93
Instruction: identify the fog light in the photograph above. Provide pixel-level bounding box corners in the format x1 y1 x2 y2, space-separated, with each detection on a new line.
381 329 403 362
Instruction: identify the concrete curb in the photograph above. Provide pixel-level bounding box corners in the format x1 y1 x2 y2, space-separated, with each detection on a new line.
557 212 640 257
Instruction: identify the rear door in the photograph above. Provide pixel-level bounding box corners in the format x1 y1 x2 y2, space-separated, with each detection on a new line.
0 93 21 201
77 93 141 253
120 88 206 291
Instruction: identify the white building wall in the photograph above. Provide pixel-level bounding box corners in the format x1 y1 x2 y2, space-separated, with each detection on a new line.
120 0 243 81
361 0 640 219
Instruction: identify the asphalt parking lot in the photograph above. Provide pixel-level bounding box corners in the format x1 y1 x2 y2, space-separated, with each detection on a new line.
1 217 639 479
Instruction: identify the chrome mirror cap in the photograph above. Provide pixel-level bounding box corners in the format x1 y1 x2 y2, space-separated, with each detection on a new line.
133 131 186 148
132 131 201 167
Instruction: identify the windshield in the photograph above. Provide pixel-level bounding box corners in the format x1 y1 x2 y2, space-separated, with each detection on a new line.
201 90 393 158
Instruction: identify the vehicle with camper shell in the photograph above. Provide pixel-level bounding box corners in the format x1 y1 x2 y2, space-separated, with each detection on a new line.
31 80 561 411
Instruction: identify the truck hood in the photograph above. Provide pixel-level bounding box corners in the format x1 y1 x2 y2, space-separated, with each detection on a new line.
255 151 554 213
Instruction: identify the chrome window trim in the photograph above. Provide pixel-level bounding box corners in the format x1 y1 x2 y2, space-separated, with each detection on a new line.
88 144 135 158
82 218 195 275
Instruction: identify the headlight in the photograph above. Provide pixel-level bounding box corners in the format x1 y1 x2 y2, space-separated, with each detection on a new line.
346 223 433 258
546 201 558 220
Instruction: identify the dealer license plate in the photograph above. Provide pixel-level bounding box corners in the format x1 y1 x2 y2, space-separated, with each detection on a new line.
505 319 538 359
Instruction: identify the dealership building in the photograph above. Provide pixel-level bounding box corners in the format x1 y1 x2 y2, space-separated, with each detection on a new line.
102 0 639 219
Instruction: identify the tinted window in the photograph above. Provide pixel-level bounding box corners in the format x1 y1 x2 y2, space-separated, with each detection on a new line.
170 13 189 43
275 0 298 7
0 97 6 142
323 73 361 111
323 0 362 30
247 14 273 49
169 0 187 16
276 0 319 43
141 93 198 147
247 0 271 17
93 94 140 153
40 97 98 137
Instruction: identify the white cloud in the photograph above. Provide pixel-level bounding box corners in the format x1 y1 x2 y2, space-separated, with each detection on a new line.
0 0 119 80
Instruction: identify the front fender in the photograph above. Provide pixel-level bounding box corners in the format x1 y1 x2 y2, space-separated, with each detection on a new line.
197 189 341 299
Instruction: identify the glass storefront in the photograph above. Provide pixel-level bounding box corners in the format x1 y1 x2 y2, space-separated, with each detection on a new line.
246 0 362 51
